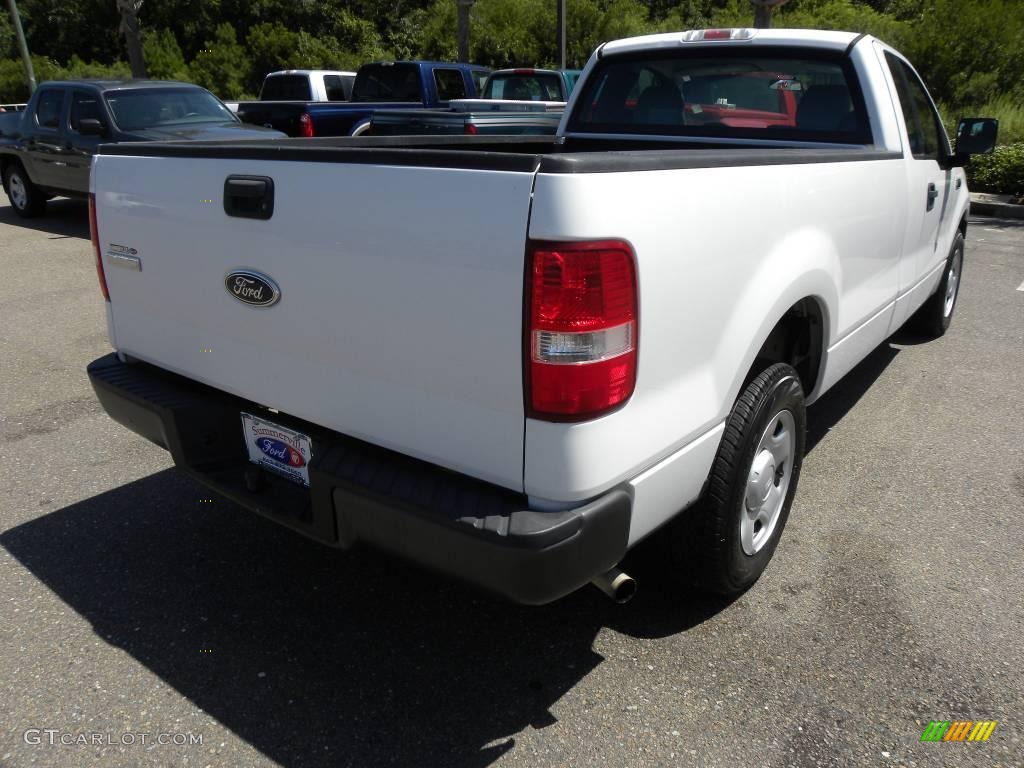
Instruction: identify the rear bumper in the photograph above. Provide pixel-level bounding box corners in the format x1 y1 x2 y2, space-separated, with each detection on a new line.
87 353 630 604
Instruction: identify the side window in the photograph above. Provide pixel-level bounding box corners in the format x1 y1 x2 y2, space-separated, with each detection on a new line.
69 91 102 132
323 75 349 102
471 70 489 96
34 90 64 130
885 53 944 160
434 69 467 101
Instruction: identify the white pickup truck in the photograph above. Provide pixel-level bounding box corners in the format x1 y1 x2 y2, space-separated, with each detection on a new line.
86 29 997 604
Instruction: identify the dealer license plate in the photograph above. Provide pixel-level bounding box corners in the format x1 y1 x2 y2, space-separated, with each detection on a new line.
241 412 313 487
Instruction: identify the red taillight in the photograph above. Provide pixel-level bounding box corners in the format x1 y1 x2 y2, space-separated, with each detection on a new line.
89 193 109 301
299 112 314 137
527 240 637 420
702 29 732 40
463 123 478 135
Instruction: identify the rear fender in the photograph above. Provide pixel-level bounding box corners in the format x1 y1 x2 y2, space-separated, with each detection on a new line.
718 227 839 409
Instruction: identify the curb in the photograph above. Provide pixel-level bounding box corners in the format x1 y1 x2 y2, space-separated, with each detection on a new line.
970 195 1024 220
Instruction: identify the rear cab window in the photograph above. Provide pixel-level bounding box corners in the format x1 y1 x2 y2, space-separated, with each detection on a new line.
569 47 872 144
484 72 564 101
352 64 423 103
323 74 353 102
260 75 313 101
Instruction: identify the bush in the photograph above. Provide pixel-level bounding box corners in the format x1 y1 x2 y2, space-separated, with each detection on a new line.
0 55 129 102
967 143 1024 197
144 28 189 81
188 24 252 100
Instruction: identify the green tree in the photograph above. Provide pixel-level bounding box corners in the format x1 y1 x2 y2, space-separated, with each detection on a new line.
0 12 16 60
143 28 189 80
18 0 121 64
246 21 304 81
897 0 1024 107
188 23 252 99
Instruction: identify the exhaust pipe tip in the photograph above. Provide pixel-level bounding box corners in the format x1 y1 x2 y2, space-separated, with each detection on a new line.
591 567 636 604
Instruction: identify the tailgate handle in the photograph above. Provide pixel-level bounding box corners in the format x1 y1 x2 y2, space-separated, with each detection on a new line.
224 175 274 220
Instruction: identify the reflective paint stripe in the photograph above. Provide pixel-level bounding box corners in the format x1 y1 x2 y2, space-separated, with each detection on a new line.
921 721 949 741
944 721 972 741
968 721 997 742
1016 280 1024 292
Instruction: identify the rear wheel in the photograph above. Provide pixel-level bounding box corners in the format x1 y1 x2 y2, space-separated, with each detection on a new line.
4 163 46 218
672 363 806 595
912 232 964 338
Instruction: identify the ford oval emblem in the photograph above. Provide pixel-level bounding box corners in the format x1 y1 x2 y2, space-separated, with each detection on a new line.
257 437 306 468
225 270 280 308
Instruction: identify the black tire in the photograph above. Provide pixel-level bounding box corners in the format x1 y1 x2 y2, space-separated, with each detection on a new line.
4 163 47 218
672 363 806 596
912 232 964 338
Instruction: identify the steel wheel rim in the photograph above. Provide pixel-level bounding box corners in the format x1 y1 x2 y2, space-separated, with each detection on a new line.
741 409 795 556
943 249 962 318
9 173 26 210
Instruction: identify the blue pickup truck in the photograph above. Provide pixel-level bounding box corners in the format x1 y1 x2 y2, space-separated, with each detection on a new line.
370 68 582 137
236 61 491 137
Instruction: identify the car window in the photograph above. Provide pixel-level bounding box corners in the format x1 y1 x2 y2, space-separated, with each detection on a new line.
885 53 945 160
34 90 64 130
105 88 235 131
260 75 312 101
564 71 581 95
352 64 422 102
484 73 564 101
69 91 103 133
471 70 489 96
323 75 352 102
570 48 870 144
434 69 467 101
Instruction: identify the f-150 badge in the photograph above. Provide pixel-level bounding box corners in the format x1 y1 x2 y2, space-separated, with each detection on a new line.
225 270 280 307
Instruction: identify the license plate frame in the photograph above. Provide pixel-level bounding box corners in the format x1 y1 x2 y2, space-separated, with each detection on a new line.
240 412 313 487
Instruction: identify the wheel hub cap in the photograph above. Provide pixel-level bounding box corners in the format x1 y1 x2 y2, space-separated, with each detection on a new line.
943 251 961 318
741 409 796 556
10 175 26 209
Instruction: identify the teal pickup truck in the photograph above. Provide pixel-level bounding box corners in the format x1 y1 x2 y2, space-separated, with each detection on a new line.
369 68 580 136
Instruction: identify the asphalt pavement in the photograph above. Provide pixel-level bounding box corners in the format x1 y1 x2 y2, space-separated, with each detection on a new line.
1 197 1022 768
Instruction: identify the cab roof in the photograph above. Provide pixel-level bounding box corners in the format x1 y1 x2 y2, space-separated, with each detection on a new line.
600 28 865 56
38 79 204 92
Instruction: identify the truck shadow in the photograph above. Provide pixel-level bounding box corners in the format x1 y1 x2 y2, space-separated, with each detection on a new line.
805 342 900 453
0 197 89 239
0 469 727 767
0 342 901 767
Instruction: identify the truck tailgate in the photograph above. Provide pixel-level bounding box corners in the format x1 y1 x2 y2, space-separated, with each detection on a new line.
92 154 535 491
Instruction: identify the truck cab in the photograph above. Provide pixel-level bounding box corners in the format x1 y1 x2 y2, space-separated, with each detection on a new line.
260 70 357 102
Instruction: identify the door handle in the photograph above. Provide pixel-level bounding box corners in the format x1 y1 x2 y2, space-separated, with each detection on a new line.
926 182 939 211
223 175 274 220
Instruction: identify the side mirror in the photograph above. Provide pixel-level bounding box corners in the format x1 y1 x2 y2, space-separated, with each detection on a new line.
78 118 108 137
955 117 998 156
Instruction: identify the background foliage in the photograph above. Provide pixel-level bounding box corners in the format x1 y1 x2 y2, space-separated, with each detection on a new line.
1 0 1022 191
1 0 1021 108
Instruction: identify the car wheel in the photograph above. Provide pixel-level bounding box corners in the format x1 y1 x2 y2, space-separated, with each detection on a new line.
912 232 964 338
672 362 806 596
4 164 46 218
